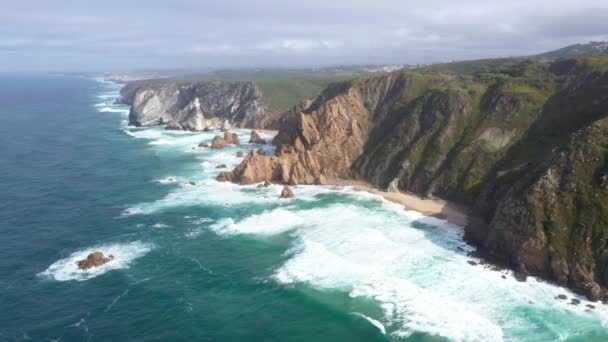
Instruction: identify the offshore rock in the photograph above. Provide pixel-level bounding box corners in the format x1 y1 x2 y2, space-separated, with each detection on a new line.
280 185 295 198
76 252 114 270
249 131 267 144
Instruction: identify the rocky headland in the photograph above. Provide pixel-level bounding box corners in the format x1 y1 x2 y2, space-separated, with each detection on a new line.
119 79 281 131
217 57 608 301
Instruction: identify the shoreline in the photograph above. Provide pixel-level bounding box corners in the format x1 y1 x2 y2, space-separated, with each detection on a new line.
331 179 469 227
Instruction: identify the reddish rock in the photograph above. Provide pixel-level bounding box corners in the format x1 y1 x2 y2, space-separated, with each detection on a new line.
76 252 114 270
280 185 295 199
256 149 266 156
217 172 235 182
249 131 267 145
224 131 240 145
211 136 229 149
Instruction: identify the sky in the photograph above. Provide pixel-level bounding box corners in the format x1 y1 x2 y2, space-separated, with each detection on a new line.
1 0 608 72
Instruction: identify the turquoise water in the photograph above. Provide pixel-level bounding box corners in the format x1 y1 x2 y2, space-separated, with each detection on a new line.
1 76 608 341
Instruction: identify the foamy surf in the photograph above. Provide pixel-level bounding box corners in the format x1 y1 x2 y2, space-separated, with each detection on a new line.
38 241 153 281
210 201 608 341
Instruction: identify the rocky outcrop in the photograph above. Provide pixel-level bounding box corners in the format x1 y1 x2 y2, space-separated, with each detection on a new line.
220 57 608 300
125 80 274 131
249 131 267 144
77 252 114 270
280 185 295 198
211 131 240 149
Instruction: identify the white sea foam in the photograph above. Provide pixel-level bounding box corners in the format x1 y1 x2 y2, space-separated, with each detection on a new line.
212 202 608 341
155 177 180 184
97 106 129 114
114 111 608 339
38 241 152 281
124 181 331 216
351 312 386 334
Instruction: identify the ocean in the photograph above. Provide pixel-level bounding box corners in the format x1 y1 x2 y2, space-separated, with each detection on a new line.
1 75 607 341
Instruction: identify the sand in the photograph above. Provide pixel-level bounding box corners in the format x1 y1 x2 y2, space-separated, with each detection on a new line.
334 179 469 227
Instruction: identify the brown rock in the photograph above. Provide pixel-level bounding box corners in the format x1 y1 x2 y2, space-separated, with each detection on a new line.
211 136 229 149
76 252 114 270
249 131 267 144
198 142 209 148
217 172 235 183
256 148 266 156
587 283 603 302
280 185 295 199
216 164 227 169
236 151 244 157
224 131 240 145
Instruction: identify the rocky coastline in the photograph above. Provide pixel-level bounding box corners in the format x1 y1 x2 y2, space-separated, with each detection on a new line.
214 57 608 302
119 56 608 302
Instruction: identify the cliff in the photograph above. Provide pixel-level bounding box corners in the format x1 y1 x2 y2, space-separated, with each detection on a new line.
219 57 608 300
120 80 279 130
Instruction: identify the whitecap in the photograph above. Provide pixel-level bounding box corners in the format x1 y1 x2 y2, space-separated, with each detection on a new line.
97 107 129 114
351 312 386 334
38 241 153 281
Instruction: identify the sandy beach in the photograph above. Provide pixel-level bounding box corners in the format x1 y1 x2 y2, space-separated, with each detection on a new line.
334 179 469 227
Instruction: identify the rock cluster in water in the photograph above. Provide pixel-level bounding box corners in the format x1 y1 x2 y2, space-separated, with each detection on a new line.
76 252 114 270
211 131 240 149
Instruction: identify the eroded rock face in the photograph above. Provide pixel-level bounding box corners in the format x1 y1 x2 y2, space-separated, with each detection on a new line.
127 81 266 131
249 131 267 145
76 252 114 270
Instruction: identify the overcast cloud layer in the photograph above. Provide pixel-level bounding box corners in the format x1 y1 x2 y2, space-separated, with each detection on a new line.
2 0 608 72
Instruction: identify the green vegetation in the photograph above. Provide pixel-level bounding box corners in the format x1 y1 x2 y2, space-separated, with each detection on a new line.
254 77 351 112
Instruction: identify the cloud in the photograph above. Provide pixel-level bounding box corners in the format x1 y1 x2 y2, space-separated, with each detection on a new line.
0 0 607 71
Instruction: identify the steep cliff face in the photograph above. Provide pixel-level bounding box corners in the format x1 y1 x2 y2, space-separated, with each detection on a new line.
221 57 608 299
122 80 278 130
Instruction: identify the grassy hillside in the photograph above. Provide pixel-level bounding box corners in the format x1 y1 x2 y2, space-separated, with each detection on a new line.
254 77 352 112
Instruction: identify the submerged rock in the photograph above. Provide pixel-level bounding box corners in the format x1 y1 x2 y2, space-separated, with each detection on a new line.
280 185 294 199
216 164 227 169
249 131 267 145
76 252 114 270
556 294 568 300
198 142 209 148
236 151 244 158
